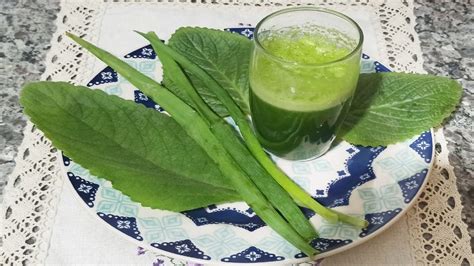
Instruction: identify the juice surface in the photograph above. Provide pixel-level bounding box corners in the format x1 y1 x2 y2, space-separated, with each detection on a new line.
261 27 354 65
250 26 360 160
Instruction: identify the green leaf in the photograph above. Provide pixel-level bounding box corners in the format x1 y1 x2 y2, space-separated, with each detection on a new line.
20 81 240 211
339 73 462 146
167 27 252 116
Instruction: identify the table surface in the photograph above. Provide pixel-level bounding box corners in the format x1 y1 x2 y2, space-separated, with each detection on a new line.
1 0 472 252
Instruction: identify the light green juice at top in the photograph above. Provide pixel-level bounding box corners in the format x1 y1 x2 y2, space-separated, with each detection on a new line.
250 26 361 160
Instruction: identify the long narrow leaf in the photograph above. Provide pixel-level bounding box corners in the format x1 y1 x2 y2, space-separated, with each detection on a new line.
140 31 318 241
67 33 317 257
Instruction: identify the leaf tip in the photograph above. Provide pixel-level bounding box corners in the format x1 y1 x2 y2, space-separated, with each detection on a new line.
65 32 87 48
65 31 77 40
133 30 147 37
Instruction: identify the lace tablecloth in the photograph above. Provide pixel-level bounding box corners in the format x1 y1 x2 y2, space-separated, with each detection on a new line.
1 0 472 265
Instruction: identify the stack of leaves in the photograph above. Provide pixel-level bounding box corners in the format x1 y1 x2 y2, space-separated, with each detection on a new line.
19 27 461 258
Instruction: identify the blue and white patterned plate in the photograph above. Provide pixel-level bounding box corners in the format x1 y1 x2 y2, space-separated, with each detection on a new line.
63 27 433 264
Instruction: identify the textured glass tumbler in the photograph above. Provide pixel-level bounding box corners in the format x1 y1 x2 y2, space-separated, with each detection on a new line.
249 7 364 161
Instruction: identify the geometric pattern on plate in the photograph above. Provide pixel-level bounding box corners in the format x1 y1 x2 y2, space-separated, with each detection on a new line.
64 27 433 264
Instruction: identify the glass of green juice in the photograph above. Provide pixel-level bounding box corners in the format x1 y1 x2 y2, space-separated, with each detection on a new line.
250 7 363 161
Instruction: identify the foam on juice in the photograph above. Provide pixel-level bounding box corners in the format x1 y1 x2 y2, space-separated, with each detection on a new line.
250 26 360 112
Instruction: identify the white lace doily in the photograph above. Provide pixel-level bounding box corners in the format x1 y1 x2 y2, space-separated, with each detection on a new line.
1 0 472 265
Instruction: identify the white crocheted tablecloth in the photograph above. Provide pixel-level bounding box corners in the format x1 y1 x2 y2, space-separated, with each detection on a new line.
1 0 472 265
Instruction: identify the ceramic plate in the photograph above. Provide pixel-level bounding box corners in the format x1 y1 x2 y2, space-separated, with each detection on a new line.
62 27 433 264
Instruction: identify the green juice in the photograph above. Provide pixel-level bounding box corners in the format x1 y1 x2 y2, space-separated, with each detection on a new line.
250 26 361 160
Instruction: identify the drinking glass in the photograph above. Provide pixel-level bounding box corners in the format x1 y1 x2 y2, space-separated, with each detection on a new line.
250 7 363 160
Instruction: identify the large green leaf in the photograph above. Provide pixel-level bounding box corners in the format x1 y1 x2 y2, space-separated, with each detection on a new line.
339 73 462 146
20 82 240 211
167 27 252 116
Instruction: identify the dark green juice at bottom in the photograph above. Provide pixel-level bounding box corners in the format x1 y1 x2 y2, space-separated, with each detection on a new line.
250 89 352 160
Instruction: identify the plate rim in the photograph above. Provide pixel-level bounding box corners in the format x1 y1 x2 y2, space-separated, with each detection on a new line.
61 128 434 265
